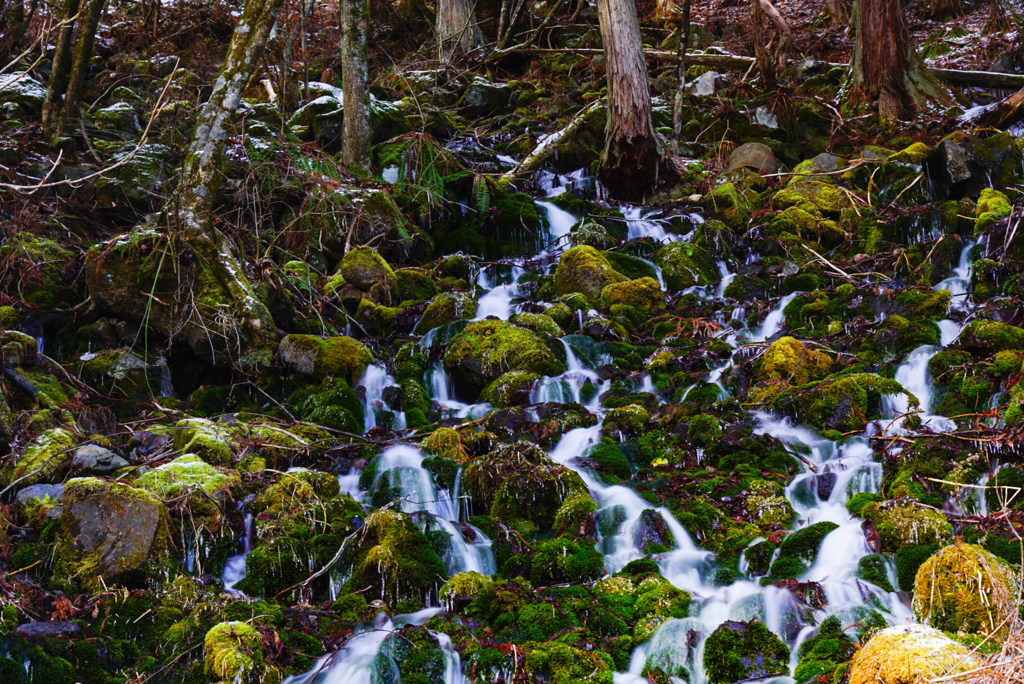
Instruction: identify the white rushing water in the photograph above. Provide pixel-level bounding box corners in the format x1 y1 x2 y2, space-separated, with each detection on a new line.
358 363 407 432
473 265 524 321
223 494 257 593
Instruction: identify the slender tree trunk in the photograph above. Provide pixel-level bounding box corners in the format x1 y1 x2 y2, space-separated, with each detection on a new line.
751 0 774 89
55 0 107 139
340 0 371 171
846 0 950 120
165 0 283 364
758 0 791 71
437 0 482 59
41 0 81 139
595 0 660 201
671 0 691 153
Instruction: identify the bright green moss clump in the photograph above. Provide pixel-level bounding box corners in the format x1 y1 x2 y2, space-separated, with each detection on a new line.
134 454 240 516
204 621 271 683
861 498 951 551
278 334 373 383
848 624 981 684
442 320 564 398
756 336 832 386
913 543 1021 638
601 277 664 311
653 242 718 289
772 373 916 432
702 620 789 684
553 246 627 302
13 427 75 485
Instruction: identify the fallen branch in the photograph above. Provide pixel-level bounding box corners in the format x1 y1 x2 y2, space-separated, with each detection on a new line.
500 100 604 185
2 362 52 408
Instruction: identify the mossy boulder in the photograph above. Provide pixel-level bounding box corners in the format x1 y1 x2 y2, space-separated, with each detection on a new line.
339 246 399 301
523 641 614 684
705 182 760 228
342 508 446 603
601 277 664 311
702 620 790 684
553 246 627 302
59 477 167 583
418 292 476 333
771 373 915 432
848 624 982 684
652 242 718 290
862 315 941 361
756 337 832 386
134 455 240 517
861 498 951 551
170 418 236 466
442 320 565 400
509 311 563 336
959 319 1024 353
481 370 540 407
773 178 852 216
12 428 76 486
204 621 274 684
0 232 78 307
395 267 437 301
975 187 1012 234
913 543 1020 638
1 330 37 367
604 404 650 438
745 480 794 526
423 427 464 459
77 349 162 402
278 334 373 383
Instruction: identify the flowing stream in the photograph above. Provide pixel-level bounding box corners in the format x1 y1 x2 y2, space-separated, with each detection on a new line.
285 174 980 683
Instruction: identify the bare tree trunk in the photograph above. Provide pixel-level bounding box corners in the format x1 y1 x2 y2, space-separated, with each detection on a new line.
595 0 660 201
166 0 284 364
826 0 848 25
340 0 371 171
437 0 482 59
758 0 791 71
751 0 774 89
41 0 81 139
846 0 950 120
671 0 691 153
54 0 107 139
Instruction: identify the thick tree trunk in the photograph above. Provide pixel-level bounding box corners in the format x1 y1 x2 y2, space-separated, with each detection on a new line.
165 0 284 364
437 0 482 59
927 0 965 20
595 0 660 201
846 0 950 120
340 0 371 171
55 0 107 139
41 0 81 139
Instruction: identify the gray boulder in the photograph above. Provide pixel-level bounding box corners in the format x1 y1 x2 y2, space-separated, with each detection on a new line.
72 445 130 474
15 621 82 638
0 72 46 114
462 77 516 117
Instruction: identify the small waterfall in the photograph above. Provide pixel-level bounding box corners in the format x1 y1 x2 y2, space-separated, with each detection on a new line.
748 292 801 343
621 205 682 242
536 200 578 245
223 495 256 593
530 337 607 408
358 364 407 432
473 265 524 321
373 445 495 576
933 239 977 311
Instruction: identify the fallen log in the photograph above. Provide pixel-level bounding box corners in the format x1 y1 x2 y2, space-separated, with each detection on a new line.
493 47 1024 89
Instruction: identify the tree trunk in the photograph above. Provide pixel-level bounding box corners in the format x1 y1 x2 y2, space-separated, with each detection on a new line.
751 0 774 89
671 0 691 153
165 0 284 365
595 0 660 201
826 0 848 25
340 0 371 171
437 0 482 59
758 0 791 71
55 0 107 139
846 0 950 120
41 0 81 139
927 0 965 20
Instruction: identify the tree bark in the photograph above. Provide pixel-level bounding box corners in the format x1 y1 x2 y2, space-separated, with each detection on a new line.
595 0 660 201
927 0 965 20
751 0 774 89
758 0 791 71
340 0 371 171
55 0 107 139
437 0 482 59
826 0 848 25
972 87 1024 129
846 0 950 120
41 0 81 139
165 0 283 365
671 0 691 153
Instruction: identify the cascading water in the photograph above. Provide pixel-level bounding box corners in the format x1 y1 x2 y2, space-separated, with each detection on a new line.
473 265 524 321
223 494 257 593
358 363 407 432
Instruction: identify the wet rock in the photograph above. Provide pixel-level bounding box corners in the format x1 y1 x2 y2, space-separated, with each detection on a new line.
93 143 170 214
461 77 516 117
417 291 475 333
814 472 837 500
71 445 129 474
702 619 790 684
1 330 37 366
15 483 65 507
60 477 166 580
77 349 163 402
553 246 628 302
14 428 76 486
288 94 344 143
134 454 240 516
0 72 46 114
15 621 82 639
93 102 140 134
278 334 373 383
633 509 675 550
860 498 951 551
691 70 722 96
755 337 832 386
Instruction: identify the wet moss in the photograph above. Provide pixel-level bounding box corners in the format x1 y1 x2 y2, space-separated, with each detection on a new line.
601 277 664 311
204 621 272 683
771 373 916 432
848 624 981 684
861 498 951 551
703 619 790 684
553 246 627 302
481 370 540 407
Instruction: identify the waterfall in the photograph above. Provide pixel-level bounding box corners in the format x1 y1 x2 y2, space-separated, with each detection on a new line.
358 363 407 432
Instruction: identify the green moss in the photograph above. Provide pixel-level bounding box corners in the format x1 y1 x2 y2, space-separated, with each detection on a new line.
601 277 664 311
848 624 981 684
0 232 77 307
959 319 1024 353
12 427 75 485
418 292 476 333
204 621 269 683
133 454 240 516
652 242 718 290
423 427 464 460
703 620 790 684
913 543 1020 638
509 311 563 336
442 320 565 397
894 288 951 320
774 178 852 216
552 491 598 531
395 268 437 301
861 498 951 551
279 334 374 383
975 188 1012 234
330 593 368 621
523 641 614 684
771 373 916 432
862 315 941 361
605 404 650 438
553 246 627 302
757 336 833 386
745 480 794 526
705 182 760 228
440 571 493 608
481 370 540 407
170 418 235 466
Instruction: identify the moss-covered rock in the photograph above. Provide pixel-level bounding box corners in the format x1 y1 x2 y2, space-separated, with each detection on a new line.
861 498 951 551
442 320 564 400
756 337 832 386
913 543 1020 638
134 454 240 516
653 242 718 290
0 232 78 307
959 319 1024 353
702 620 790 684
170 418 236 466
601 277 664 311
1 330 37 367
772 373 915 432
773 178 852 216
418 291 476 333
204 621 274 684
278 334 373 383
12 428 76 486
553 246 627 302
58 477 168 584
848 624 981 684
975 187 1012 234
481 370 539 407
